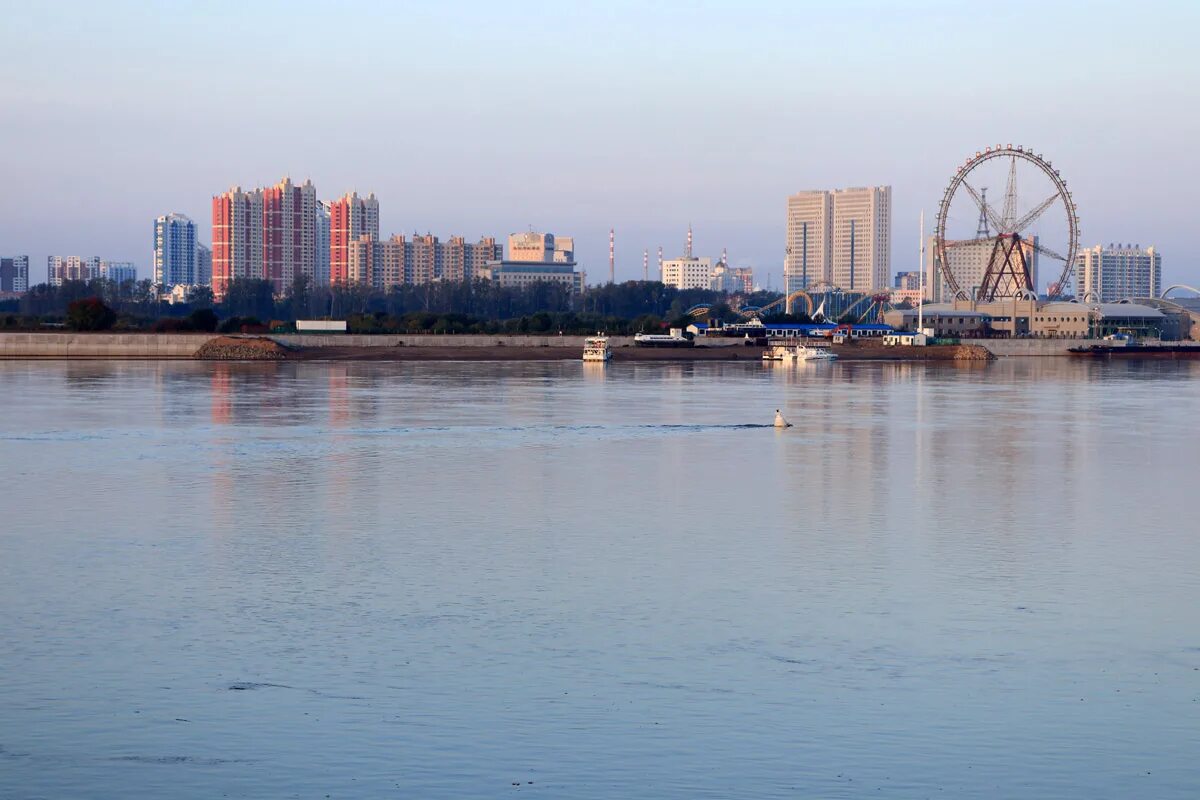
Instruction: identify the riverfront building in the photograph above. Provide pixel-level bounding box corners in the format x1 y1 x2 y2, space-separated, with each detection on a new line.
0 256 30 293
154 212 197 288
885 299 1167 339
48 256 101 286
785 186 891 293
1075 244 1161 302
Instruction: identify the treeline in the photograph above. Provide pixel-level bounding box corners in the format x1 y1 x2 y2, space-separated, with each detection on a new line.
0 277 785 333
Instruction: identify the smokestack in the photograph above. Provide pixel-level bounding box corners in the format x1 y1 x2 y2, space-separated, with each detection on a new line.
609 228 615 284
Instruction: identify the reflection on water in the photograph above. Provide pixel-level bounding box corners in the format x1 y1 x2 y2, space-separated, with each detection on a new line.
1 359 1199 799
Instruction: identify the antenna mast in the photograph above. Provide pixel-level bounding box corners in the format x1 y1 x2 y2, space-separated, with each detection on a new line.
642 249 648 281
686 224 693 259
918 210 925 334
657 246 663 279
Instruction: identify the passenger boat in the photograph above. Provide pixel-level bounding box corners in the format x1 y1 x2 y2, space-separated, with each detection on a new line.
582 335 612 362
762 342 838 362
633 328 694 348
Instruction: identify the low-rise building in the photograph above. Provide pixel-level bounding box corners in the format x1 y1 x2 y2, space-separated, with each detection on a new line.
885 299 1167 339
480 260 584 293
661 257 713 290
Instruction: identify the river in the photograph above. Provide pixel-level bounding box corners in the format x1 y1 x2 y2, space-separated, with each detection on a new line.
1 359 1197 798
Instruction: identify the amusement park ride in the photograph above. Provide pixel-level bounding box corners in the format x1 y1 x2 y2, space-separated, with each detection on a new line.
686 144 1082 326
934 145 1080 302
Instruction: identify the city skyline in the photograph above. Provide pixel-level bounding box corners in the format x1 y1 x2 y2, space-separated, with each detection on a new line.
1 2 1197 287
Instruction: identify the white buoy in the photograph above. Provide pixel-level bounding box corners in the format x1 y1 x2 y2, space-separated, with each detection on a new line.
774 409 792 428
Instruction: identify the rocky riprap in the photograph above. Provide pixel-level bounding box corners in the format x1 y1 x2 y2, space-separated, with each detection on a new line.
194 336 288 361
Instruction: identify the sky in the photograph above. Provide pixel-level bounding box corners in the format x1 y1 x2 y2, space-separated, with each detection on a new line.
2 0 1198 289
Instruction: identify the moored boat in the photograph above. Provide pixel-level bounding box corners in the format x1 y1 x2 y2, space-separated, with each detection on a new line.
582 335 612 362
633 328 694 348
762 342 837 362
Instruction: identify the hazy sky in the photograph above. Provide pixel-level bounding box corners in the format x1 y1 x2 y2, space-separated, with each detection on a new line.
2 0 1198 288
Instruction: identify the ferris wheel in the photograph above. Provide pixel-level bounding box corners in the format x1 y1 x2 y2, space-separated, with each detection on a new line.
934 146 1080 301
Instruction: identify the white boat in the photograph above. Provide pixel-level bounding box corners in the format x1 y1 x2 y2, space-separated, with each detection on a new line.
633 328 694 348
762 342 837 362
582 335 612 362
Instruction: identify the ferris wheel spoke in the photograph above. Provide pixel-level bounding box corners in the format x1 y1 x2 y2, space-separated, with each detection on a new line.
1029 239 1068 262
960 181 1004 234
1000 157 1019 231
943 236 991 250
1012 192 1061 234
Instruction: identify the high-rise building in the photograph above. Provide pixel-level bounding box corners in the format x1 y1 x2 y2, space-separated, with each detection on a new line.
197 244 212 287
1075 244 1161 302
211 186 264 298
315 202 330 285
895 271 921 291
0 256 30 293
348 234 503 289
48 256 101 286
100 261 137 284
785 186 891 293
262 177 320 292
329 191 379 285
784 191 832 292
154 212 197 288
211 178 324 297
830 186 891 292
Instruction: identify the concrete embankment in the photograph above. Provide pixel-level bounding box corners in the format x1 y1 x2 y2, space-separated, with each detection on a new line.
0 332 219 358
964 338 1115 356
0 331 1124 360
271 333 638 349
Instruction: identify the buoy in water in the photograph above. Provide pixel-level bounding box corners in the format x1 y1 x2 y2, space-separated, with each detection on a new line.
774 409 792 428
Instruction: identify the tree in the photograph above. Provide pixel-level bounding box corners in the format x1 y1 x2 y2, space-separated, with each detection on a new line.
188 308 219 332
66 297 117 331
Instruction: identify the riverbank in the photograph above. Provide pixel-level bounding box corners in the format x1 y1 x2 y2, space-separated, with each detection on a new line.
4 331 1181 360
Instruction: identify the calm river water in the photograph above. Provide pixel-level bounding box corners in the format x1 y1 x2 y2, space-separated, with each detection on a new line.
1 358 1198 798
